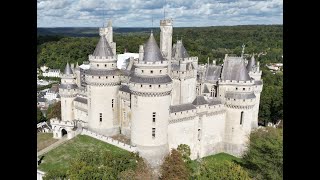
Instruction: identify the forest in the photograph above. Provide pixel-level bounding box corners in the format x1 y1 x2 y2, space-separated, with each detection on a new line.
37 25 283 124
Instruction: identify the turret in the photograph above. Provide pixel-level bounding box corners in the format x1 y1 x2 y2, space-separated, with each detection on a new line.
129 32 172 167
85 31 120 136
160 19 173 74
99 20 116 56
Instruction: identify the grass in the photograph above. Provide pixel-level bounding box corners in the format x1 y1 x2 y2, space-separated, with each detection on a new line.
37 133 58 152
37 135 131 173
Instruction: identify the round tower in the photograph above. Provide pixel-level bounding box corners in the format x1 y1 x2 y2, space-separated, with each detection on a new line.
52 62 78 139
85 33 120 136
129 32 172 167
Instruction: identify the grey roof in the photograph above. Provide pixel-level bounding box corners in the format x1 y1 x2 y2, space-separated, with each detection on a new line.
203 84 210 93
130 74 172 84
207 98 222 106
56 94 60 98
85 69 121 76
204 65 222 83
143 32 164 62
170 103 196 113
172 40 189 59
246 54 256 72
192 96 209 106
171 64 180 71
74 97 87 104
254 80 263 85
64 62 73 75
92 35 114 57
119 85 131 93
221 57 251 81
37 98 46 102
225 92 256 99
121 69 132 76
59 84 78 89
171 62 194 72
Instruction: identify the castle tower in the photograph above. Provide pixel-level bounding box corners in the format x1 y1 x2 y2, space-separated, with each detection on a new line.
160 19 173 75
218 56 257 156
85 32 120 136
52 62 78 139
129 32 172 167
99 20 116 56
170 39 198 105
246 54 263 129
74 62 81 87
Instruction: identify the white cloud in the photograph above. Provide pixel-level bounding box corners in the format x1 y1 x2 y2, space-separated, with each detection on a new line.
37 0 283 27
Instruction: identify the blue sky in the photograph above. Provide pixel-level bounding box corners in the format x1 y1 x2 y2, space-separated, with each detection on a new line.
37 0 283 27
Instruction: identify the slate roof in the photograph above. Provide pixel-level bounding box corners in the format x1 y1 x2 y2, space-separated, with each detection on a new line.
93 35 114 57
192 96 209 105
143 32 164 62
207 98 222 106
64 62 73 75
225 92 256 99
204 65 222 83
221 57 251 81
119 85 131 93
74 97 88 104
59 84 78 89
172 40 189 59
170 103 196 113
254 80 263 85
246 54 256 72
203 84 210 93
129 74 172 84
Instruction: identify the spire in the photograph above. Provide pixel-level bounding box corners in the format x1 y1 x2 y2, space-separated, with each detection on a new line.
174 39 189 59
107 20 112 27
246 53 256 72
143 32 164 62
64 62 73 75
93 35 114 57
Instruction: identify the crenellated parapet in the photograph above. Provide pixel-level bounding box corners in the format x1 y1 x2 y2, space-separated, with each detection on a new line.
88 55 117 62
51 118 75 127
219 79 255 85
131 90 171 97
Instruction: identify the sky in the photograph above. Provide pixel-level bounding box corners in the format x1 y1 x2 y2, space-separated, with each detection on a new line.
37 0 283 27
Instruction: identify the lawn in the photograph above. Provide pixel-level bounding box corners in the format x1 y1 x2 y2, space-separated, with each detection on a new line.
37 135 131 173
37 133 58 152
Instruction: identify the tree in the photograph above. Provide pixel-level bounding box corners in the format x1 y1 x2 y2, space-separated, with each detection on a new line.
242 127 283 179
37 107 46 123
177 144 191 162
160 149 190 180
47 101 61 120
199 160 251 180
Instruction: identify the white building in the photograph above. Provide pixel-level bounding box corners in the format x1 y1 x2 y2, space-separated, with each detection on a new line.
51 19 263 167
42 69 60 77
44 84 59 101
117 53 139 69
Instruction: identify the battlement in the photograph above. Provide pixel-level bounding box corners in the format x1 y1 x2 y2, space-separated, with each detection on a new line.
129 82 172 94
136 60 169 66
219 79 254 85
160 19 173 26
89 55 116 62
50 118 75 127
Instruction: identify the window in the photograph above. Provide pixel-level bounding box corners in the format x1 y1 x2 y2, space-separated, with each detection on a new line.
106 76 108 79
113 76 114 78
151 70 153 74
152 112 156 122
100 113 102 122
112 64 114 67
152 128 156 138
141 84 143 87
99 76 101 79
92 76 94 78
160 70 162 73
112 99 114 108
97 64 99 67
240 111 244 125
105 64 107 67
142 70 144 73
149 85 152 88
243 88 245 91
158 85 161 88
236 87 238 90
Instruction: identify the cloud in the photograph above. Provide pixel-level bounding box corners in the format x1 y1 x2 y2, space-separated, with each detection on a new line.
37 0 282 27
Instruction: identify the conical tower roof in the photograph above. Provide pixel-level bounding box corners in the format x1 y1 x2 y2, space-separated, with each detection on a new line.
246 54 256 72
64 62 73 75
143 32 164 62
173 40 189 59
93 35 114 57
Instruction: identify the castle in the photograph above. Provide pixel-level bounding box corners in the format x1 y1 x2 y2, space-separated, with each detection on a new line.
51 19 263 167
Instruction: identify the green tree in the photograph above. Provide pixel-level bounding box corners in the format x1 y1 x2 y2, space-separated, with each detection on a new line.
242 127 283 179
160 149 190 180
37 107 46 123
47 101 61 120
199 160 251 180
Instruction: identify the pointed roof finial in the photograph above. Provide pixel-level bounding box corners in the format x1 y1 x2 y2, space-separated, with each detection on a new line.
143 32 164 62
